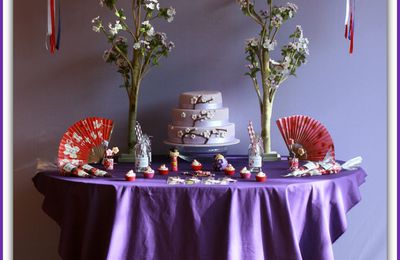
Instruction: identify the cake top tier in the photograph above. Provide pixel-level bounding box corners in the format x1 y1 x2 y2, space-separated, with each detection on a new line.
179 91 223 109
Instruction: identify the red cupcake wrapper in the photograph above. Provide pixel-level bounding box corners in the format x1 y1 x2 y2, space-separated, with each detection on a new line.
191 165 202 171
125 176 136 182
224 170 235 176
144 172 155 179
240 172 251 179
255 175 267 182
158 169 169 175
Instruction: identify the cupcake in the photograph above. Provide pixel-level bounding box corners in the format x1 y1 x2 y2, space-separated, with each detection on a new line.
191 160 202 171
240 167 251 179
144 166 155 179
224 164 235 176
125 170 136 181
255 171 267 182
158 164 169 175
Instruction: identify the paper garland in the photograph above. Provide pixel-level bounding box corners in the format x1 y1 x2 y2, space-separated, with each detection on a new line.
344 0 355 54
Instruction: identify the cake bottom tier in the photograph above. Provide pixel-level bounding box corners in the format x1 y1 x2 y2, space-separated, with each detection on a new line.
167 123 236 145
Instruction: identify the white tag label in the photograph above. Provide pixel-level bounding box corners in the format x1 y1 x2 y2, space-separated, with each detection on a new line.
249 155 262 167
135 156 149 168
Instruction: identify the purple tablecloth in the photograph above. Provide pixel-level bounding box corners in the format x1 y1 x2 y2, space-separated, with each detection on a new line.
33 156 366 260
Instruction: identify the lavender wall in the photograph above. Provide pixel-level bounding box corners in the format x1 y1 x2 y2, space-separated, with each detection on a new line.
14 0 387 259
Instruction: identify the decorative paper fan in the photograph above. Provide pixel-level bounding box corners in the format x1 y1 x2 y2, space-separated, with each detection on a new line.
58 117 114 166
276 115 335 161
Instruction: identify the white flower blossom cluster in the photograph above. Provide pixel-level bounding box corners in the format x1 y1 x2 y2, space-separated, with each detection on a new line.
177 128 226 139
144 0 160 11
166 7 176 23
190 95 211 105
109 21 123 35
190 110 214 123
263 38 277 51
92 16 102 32
141 20 155 38
271 14 283 27
238 0 252 9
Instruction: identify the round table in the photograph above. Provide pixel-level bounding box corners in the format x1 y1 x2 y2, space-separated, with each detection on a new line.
33 156 366 260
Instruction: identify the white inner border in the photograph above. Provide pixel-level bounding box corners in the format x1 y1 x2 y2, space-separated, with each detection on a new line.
2 0 397 259
3 0 12 259
387 0 397 258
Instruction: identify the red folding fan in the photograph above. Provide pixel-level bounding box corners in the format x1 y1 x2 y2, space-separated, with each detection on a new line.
58 117 114 166
276 115 335 161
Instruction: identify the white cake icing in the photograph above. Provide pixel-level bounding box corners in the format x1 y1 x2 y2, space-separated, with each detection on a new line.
167 91 236 145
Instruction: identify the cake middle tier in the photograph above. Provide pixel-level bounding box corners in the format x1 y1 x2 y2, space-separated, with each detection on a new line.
167 123 236 145
171 107 229 127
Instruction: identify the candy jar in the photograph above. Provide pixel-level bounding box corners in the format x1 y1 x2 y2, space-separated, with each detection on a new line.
135 140 149 172
248 136 263 172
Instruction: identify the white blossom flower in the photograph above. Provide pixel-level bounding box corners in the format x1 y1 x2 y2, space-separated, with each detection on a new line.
190 97 198 104
112 147 119 155
201 96 206 102
206 111 213 119
109 21 123 35
63 143 80 158
147 27 155 37
106 149 113 157
263 38 277 51
181 112 186 118
177 131 183 137
185 128 191 133
271 14 283 27
203 130 211 138
144 0 159 10
246 37 259 47
166 7 176 22
133 42 141 50
190 134 196 139
287 3 298 12
191 114 197 120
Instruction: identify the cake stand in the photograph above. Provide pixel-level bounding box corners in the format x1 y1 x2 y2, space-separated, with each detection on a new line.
164 139 240 162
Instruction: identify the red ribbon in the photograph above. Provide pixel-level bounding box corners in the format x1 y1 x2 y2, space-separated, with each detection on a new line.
50 0 55 53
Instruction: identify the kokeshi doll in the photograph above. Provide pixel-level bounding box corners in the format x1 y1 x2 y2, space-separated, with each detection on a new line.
169 148 179 172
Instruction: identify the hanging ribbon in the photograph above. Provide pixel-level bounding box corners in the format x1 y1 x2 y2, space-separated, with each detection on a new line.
344 0 355 54
46 0 61 53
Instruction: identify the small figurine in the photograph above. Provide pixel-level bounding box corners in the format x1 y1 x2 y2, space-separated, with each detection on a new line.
103 146 119 170
169 148 179 172
212 154 228 171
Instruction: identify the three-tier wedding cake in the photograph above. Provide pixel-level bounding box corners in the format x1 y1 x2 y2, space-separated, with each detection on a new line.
166 91 239 146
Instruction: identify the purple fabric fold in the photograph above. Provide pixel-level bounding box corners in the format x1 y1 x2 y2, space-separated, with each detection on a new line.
33 157 366 260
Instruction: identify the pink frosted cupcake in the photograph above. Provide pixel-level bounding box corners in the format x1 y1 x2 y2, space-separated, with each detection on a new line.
144 166 155 179
125 170 136 182
240 167 251 179
224 164 235 176
255 171 267 182
158 164 169 175
191 160 202 171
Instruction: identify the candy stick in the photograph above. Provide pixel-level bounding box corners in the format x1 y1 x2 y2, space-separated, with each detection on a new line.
247 121 256 145
135 121 143 143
